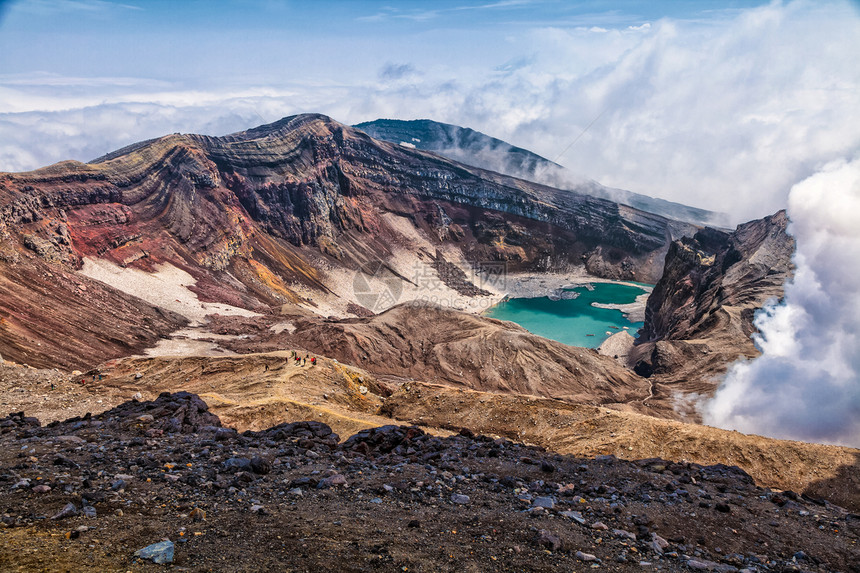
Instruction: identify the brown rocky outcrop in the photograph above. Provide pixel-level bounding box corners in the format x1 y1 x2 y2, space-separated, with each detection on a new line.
629 210 795 418
0 254 186 369
638 210 793 344
219 301 651 407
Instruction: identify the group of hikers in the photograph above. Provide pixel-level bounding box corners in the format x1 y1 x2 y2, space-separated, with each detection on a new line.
290 350 316 367
78 373 103 386
290 350 317 366
262 351 317 371
263 350 317 372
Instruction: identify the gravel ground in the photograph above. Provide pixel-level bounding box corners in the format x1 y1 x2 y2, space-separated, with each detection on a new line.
1 392 858 572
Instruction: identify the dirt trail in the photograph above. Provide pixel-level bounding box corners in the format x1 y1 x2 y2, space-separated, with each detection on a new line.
641 378 656 406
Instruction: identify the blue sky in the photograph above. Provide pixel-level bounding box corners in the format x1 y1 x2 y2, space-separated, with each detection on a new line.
0 1 770 81
1 0 859 221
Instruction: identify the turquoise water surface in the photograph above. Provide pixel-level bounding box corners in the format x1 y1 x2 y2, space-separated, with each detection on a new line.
483 282 648 348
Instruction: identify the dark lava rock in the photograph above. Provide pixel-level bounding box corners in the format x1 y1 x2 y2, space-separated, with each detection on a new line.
223 458 252 472
317 474 347 489
214 427 237 441
1 390 857 572
0 412 40 433
341 425 424 457
250 456 271 475
535 529 562 551
245 421 339 448
40 392 222 438
51 502 77 520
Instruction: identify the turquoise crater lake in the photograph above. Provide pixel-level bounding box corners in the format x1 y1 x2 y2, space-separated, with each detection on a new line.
483 282 649 348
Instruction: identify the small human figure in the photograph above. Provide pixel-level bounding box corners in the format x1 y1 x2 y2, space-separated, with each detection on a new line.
264 363 269 372
310 357 316 365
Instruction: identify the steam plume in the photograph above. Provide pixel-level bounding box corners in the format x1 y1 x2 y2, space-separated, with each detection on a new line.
703 157 860 447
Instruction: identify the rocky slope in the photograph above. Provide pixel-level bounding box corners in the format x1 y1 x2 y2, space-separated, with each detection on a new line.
354 118 558 182
355 118 728 227
4 352 857 516
192 114 693 279
208 302 652 408
628 211 795 419
1 391 858 572
0 252 187 370
0 113 700 369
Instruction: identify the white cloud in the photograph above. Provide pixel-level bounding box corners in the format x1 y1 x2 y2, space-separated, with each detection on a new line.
703 156 860 447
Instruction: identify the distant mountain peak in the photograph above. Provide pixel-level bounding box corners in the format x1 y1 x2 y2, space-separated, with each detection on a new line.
355 118 728 228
